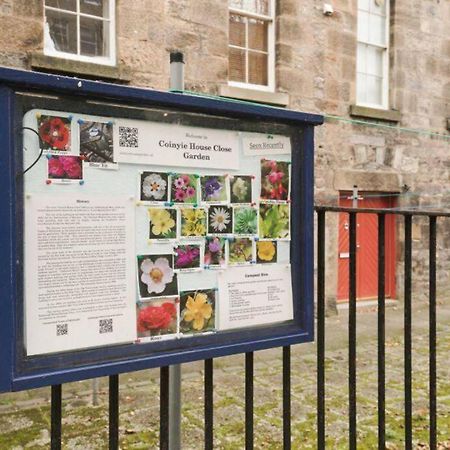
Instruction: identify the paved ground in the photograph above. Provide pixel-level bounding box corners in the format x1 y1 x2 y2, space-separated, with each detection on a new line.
0 299 449 449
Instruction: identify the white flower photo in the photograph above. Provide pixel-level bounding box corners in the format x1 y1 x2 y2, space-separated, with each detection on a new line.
208 206 233 234
140 172 169 202
137 254 178 298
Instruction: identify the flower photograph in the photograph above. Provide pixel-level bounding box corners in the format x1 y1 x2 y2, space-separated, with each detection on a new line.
38 115 71 151
148 208 177 239
200 175 228 202
48 155 83 180
259 203 290 239
233 206 258 235
208 206 233 234
180 207 207 238
229 238 254 264
79 121 114 163
179 289 215 334
260 159 290 201
230 175 252 204
137 254 178 298
174 244 202 270
171 173 198 204
140 172 169 202
204 237 227 267
256 240 277 264
136 299 178 338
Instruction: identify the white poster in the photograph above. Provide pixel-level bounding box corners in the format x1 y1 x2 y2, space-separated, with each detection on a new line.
241 132 291 156
217 264 294 330
24 194 137 355
114 119 240 170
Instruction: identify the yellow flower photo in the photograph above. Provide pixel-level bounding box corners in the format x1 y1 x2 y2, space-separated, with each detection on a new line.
148 207 177 239
256 240 277 263
180 207 207 237
180 289 215 334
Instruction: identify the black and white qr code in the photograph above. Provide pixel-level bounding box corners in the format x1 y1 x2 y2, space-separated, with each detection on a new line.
119 126 139 147
99 318 113 334
56 323 68 336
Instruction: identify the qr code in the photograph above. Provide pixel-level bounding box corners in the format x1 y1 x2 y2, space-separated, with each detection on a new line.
119 126 138 147
99 318 113 334
56 324 68 336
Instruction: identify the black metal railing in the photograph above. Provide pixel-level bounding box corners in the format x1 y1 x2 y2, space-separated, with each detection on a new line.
46 206 447 450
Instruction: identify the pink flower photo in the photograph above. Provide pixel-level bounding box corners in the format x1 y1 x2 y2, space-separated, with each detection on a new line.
171 173 198 204
48 155 83 180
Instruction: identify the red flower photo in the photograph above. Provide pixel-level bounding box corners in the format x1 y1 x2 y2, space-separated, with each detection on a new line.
48 156 83 180
136 299 178 338
38 115 71 151
260 159 290 201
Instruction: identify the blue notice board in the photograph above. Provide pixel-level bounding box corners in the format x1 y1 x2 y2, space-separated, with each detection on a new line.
0 67 323 392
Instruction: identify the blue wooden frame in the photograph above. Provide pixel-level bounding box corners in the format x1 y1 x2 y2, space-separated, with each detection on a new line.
0 67 323 392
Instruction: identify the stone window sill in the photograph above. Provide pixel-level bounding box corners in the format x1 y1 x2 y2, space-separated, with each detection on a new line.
219 85 289 107
30 53 131 83
350 104 401 122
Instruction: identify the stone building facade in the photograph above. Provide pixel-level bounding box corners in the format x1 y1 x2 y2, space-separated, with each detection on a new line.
0 0 449 311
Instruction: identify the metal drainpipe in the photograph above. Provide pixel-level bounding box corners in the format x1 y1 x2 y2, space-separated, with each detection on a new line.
168 51 184 450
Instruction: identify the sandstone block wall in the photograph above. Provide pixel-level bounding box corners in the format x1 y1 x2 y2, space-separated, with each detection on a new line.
0 0 448 310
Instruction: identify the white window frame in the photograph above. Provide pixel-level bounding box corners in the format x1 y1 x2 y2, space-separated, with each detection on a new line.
43 0 116 66
228 0 275 92
356 0 390 110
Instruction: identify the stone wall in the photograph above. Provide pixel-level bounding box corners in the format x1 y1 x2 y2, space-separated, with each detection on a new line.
0 0 448 311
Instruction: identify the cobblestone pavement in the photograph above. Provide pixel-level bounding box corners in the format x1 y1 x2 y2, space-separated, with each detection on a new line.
0 300 449 449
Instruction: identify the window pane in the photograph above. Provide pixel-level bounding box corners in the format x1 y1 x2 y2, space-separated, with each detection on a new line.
229 0 269 16
369 13 386 46
80 17 108 57
366 45 383 77
229 47 246 82
356 43 367 73
366 74 382 105
45 0 76 12
248 51 267 85
371 0 386 15
248 18 267 51
357 73 367 104
358 0 370 11
229 14 246 47
46 9 77 54
80 0 108 18
357 10 369 42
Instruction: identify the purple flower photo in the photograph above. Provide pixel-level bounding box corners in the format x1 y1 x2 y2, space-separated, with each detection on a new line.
204 237 226 267
201 175 228 202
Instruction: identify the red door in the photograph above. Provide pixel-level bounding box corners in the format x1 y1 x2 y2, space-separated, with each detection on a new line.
337 193 396 302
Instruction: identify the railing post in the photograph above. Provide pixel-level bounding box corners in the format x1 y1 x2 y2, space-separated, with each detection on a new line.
404 215 413 450
245 352 254 450
429 216 437 450
51 384 62 450
204 359 214 450
109 374 119 450
377 213 386 450
282 346 291 450
317 209 326 449
348 211 357 450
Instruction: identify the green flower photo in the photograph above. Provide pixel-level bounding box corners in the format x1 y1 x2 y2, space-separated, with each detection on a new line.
259 203 290 239
233 206 258 235
229 238 254 264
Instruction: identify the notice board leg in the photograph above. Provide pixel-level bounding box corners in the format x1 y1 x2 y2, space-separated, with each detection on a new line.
51 384 62 450
169 364 182 450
